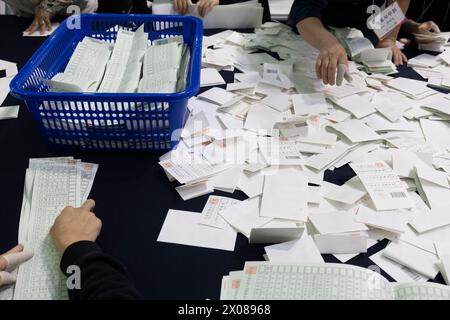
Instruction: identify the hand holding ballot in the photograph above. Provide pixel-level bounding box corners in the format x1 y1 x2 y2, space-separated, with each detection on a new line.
377 38 408 66
50 200 102 254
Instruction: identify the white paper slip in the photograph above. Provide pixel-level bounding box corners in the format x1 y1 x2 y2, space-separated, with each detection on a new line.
369 251 428 283
415 166 450 189
157 209 237 251
22 22 60 37
313 232 367 254
260 171 308 221
0 105 19 120
439 255 450 285
264 235 324 263
382 240 440 279
308 211 368 235
0 59 18 77
332 94 377 119
296 133 337 147
226 82 257 92
258 137 304 166
200 68 226 87
409 209 450 234
323 178 367 205
385 77 432 97
198 87 237 105
355 205 411 233
236 171 264 198
244 103 282 131
305 145 350 171
200 195 240 230
350 161 414 211
420 119 450 150
159 157 225 184
235 71 261 83
325 109 352 123
326 119 381 143
175 181 214 201
292 93 329 115
220 197 271 237
249 220 304 244
261 93 292 112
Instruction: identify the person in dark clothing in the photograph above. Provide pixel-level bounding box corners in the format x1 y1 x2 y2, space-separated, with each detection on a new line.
97 0 150 13
289 0 410 86
405 0 449 32
50 199 141 300
168 0 270 22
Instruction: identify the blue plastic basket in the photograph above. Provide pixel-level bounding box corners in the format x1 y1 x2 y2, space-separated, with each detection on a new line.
10 14 203 151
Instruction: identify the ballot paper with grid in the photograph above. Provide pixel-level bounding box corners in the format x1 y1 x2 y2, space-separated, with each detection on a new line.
220 262 450 300
3 158 99 300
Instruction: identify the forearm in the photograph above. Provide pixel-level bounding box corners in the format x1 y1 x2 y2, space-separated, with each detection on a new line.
401 18 420 34
61 241 141 300
297 17 340 51
383 0 410 41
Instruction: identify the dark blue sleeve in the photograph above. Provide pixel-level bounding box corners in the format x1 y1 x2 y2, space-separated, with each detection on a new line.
290 0 328 26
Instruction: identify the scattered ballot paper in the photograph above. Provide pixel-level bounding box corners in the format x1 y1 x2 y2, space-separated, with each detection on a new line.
157 209 237 251
0 105 19 120
308 211 368 235
260 170 308 221
264 235 324 263
350 161 414 211
200 68 226 87
200 195 240 230
313 232 367 254
323 177 367 205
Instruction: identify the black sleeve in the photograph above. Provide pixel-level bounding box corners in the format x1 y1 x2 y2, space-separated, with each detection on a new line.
60 241 142 300
290 0 328 27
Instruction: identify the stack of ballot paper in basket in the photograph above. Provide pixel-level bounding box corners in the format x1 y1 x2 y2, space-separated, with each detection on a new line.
156 21 450 299
0 157 98 300
45 25 190 94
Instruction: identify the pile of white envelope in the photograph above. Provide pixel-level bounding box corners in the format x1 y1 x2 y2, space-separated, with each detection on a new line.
409 51 450 91
156 22 450 288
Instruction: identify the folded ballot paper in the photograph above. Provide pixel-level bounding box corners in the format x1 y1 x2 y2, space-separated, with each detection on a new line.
152 1 263 29
154 23 450 299
45 25 190 94
0 157 98 300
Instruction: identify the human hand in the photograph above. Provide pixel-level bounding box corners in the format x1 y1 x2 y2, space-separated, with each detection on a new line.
0 245 34 287
415 21 441 34
173 0 192 15
50 199 102 254
24 7 53 35
377 38 407 66
197 0 219 17
316 42 349 86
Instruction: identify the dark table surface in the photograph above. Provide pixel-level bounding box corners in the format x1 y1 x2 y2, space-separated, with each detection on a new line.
0 15 446 299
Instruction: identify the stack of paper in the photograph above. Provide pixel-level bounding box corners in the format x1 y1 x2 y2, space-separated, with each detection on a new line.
413 32 450 52
1 157 98 300
45 25 191 94
220 262 450 300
